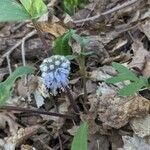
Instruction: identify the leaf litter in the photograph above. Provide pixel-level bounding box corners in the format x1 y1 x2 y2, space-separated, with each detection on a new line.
0 0 150 149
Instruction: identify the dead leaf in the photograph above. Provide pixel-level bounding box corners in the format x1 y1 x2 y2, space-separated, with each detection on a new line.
118 134 150 150
21 144 36 150
130 114 150 138
90 66 117 82
89 133 109 150
142 57 150 78
37 22 67 37
140 20 150 40
0 113 19 135
4 126 39 149
33 91 45 108
129 40 149 71
98 95 150 129
17 76 38 98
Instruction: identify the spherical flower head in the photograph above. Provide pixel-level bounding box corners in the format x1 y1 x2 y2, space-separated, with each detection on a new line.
40 55 70 95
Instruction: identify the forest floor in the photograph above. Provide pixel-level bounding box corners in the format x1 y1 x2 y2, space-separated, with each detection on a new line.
0 0 150 149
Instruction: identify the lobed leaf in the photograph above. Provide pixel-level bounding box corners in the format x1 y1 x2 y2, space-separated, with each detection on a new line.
118 77 147 96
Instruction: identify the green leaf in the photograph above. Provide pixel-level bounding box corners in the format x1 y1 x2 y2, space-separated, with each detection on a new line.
53 30 75 55
0 0 30 22
20 0 47 19
118 76 147 96
71 34 89 48
71 122 88 150
64 0 79 15
106 62 139 84
0 66 35 105
112 62 139 81
66 55 78 60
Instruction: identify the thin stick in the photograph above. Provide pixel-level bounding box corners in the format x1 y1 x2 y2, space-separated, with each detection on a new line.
0 106 73 119
6 55 12 74
73 0 140 23
2 30 36 58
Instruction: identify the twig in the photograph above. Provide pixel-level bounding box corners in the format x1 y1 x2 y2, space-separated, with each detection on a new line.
21 30 36 66
11 22 27 33
58 132 63 150
0 106 73 119
81 1 97 27
2 30 36 59
6 55 12 74
73 0 140 23
2 30 36 74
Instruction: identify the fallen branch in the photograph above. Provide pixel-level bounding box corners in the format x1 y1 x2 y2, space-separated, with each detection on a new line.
0 106 73 119
73 0 140 24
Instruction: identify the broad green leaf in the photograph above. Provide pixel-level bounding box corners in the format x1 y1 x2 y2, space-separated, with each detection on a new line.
106 62 139 84
106 73 137 84
20 0 47 19
53 30 75 55
112 62 139 82
0 0 30 22
71 122 88 150
64 0 79 15
0 66 34 105
118 76 148 96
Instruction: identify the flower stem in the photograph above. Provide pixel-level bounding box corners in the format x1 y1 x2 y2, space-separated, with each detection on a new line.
79 54 88 102
0 106 73 119
63 86 80 114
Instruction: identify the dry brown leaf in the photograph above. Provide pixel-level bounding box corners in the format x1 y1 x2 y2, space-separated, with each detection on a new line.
98 95 150 129
89 134 109 150
140 20 150 40
142 57 150 78
16 76 38 97
21 144 36 150
130 114 150 138
0 113 19 135
42 102 69 129
37 22 67 37
90 66 116 81
129 40 149 70
118 135 150 150
4 126 39 148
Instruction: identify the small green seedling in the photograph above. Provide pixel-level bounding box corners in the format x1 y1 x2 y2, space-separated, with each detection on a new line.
106 62 149 96
71 122 88 150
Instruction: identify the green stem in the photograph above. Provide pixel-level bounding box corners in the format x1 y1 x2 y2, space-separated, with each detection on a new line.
79 54 88 102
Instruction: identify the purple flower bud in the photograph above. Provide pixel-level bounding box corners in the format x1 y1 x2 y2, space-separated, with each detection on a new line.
40 55 70 95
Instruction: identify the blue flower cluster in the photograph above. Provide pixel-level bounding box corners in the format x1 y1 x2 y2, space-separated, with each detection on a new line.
40 55 70 95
